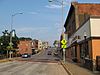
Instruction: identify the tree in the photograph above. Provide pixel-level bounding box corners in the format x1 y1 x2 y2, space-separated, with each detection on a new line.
0 30 19 50
19 37 32 41
0 30 10 50
0 30 19 58
53 40 59 47
12 34 19 49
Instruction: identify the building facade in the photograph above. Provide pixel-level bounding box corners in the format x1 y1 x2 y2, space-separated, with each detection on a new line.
42 42 48 49
38 40 43 50
32 39 45 53
64 2 100 70
18 39 32 55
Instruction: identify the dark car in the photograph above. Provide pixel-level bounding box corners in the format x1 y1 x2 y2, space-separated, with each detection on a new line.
47 51 52 55
21 53 31 58
54 52 58 56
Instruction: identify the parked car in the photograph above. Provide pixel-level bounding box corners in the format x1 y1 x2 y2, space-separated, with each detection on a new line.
21 53 31 58
54 52 58 56
47 51 52 55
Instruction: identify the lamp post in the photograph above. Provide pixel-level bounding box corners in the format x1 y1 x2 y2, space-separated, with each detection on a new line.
83 31 87 65
48 0 64 33
84 31 87 57
4 31 9 58
49 0 66 62
11 13 23 32
0 43 3 58
9 13 23 59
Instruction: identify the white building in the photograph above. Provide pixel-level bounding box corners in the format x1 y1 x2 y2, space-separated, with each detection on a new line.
38 40 43 50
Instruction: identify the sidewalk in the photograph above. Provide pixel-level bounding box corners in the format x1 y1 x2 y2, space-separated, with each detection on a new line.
0 57 19 63
61 61 100 75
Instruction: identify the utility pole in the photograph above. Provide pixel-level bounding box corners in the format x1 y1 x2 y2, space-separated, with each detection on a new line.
9 13 23 59
49 0 66 63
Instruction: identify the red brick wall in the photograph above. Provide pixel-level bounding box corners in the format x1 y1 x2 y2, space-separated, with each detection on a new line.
66 48 72 62
18 40 32 55
78 4 100 16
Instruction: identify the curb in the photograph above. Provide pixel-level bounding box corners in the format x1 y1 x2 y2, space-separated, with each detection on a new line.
0 59 12 63
60 61 73 75
0 58 16 63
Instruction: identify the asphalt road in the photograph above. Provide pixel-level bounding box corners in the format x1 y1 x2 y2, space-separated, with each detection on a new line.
0 48 69 75
0 61 68 75
19 48 60 62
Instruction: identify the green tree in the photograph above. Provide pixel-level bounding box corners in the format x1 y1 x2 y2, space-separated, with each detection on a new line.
19 37 32 41
53 40 59 47
0 30 19 50
12 34 19 49
0 30 10 50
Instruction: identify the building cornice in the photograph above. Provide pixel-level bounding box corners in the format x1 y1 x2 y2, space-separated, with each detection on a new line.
90 15 100 18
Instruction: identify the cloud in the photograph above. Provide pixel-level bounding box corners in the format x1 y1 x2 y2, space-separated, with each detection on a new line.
16 27 50 33
25 11 38 15
16 27 50 38
16 26 60 46
16 27 33 32
45 4 62 9
70 0 77 2
16 27 50 41
46 0 78 9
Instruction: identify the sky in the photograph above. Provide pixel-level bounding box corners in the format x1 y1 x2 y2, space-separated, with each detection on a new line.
0 0 100 46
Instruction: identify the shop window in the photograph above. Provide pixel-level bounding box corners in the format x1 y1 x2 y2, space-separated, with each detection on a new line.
80 44 84 59
80 41 89 59
71 46 77 57
85 41 89 57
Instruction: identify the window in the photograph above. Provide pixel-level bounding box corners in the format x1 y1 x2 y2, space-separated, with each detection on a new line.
80 44 84 59
85 41 89 57
80 41 89 59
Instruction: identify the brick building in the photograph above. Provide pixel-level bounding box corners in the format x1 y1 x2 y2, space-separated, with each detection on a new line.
18 39 32 55
64 2 100 71
32 39 44 53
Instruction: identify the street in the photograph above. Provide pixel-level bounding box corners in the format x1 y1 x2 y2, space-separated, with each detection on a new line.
0 61 68 75
0 48 69 75
0 1 100 75
18 48 60 62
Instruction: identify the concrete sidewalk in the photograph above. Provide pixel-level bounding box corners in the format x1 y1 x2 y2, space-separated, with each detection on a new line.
0 57 19 63
61 61 100 75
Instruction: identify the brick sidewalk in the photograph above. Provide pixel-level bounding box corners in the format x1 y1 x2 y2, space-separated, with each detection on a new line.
61 61 100 75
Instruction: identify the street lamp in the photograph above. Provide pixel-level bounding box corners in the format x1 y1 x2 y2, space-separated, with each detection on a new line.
49 0 64 33
11 13 23 30
4 32 9 58
49 0 66 62
9 12 23 59
0 43 5 59
84 31 87 58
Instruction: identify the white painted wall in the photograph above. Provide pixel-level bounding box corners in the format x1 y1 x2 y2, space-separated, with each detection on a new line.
90 18 100 37
38 40 43 50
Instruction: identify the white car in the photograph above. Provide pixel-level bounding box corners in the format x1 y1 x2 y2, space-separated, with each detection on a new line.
21 53 31 58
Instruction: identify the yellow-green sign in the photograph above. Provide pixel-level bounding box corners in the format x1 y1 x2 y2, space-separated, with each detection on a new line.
61 39 67 49
61 45 67 49
61 39 67 45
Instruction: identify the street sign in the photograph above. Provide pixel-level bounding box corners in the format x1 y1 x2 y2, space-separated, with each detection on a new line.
61 39 67 45
61 39 67 49
61 45 67 49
